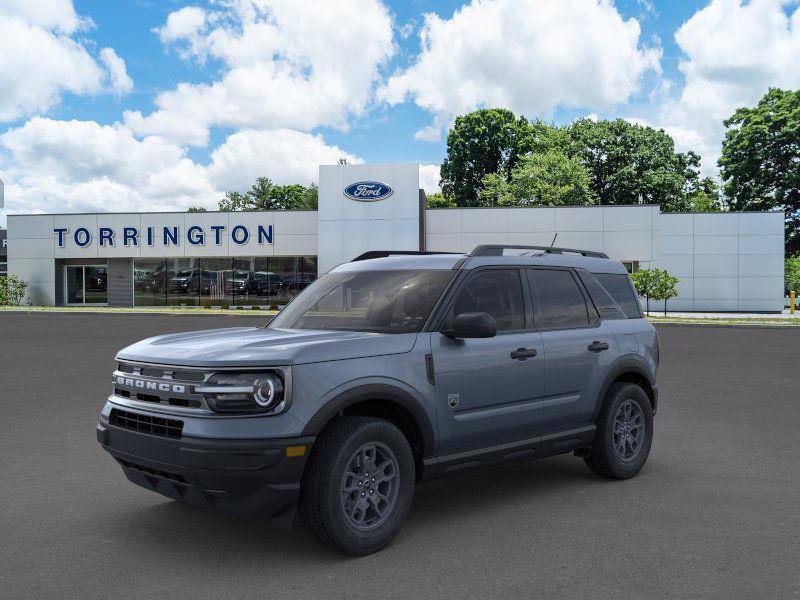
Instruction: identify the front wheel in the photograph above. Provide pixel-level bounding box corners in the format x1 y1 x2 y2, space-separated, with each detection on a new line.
299 416 415 555
584 382 653 479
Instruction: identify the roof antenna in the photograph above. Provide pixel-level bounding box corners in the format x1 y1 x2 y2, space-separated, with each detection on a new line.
550 233 558 247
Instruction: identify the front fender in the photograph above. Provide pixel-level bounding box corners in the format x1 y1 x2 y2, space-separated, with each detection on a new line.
300 380 436 459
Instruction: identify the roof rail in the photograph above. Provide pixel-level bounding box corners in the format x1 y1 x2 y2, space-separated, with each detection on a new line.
351 250 461 262
470 244 609 259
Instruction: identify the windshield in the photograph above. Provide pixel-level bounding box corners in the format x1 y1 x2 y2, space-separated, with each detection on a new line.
269 270 454 333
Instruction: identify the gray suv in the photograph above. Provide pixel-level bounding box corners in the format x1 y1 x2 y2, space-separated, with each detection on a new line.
97 245 659 555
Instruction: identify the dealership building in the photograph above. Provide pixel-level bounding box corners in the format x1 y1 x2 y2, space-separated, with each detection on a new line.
6 162 785 312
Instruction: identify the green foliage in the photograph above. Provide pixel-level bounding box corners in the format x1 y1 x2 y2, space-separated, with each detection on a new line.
786 255 800 295
566 118 700 211
503 151 594 207
477 173 511 206
631 268 679 314
304 183 319 210
441 109 703 211
219 177 318 211
426 192 456 208
0 273 28 306
187 206 208 213
719 88 800 254
686 177 726 212
440 108 551 206
270 184 310 210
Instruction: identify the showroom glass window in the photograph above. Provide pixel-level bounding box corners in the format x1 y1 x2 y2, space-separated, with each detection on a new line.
133 256 318 307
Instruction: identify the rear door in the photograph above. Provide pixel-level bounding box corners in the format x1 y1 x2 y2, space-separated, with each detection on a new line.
527 268 617 433
432 268 545 454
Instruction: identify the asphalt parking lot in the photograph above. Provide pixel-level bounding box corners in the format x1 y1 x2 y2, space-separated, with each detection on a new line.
1 313 798 599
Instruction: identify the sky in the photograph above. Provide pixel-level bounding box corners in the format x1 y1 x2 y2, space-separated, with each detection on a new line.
2 0 800 225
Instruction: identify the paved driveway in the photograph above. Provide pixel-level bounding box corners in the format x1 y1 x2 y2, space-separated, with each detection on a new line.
1 313 798 599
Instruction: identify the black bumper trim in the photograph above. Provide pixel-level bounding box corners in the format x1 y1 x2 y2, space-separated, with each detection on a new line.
98 421 314 527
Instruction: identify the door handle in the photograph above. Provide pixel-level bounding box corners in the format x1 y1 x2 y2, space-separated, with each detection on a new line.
510 347 537 360
588 341 610 352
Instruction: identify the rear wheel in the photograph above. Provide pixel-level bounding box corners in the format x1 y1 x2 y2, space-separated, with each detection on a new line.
299 416 415 555
584 382 653 479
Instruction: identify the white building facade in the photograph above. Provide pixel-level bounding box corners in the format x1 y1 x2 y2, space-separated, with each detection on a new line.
6 163 785 312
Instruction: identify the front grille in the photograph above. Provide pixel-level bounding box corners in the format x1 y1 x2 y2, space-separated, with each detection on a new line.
113 362 211 411
118 459 188 484
109 408 183 439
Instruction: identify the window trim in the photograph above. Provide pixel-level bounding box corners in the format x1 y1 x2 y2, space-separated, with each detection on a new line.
525 266 601 332
432 266 530 336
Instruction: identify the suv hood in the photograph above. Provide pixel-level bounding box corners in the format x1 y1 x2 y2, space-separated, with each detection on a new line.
116 327 418 368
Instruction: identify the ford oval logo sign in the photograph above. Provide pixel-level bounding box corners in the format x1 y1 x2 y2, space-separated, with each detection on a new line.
344 181 393 202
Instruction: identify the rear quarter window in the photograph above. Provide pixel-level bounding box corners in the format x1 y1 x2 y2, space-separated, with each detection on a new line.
593 273 642 319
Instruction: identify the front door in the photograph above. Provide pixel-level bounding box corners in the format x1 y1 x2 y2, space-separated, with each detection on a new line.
432 268 545 455
65 265 108 305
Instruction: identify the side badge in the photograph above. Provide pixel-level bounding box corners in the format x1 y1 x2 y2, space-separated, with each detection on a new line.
447 393 460 409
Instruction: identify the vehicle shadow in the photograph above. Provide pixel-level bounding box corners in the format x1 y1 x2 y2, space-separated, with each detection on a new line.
106 453 613 564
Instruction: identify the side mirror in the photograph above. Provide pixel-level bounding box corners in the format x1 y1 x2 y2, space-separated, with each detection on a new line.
443 312 497 339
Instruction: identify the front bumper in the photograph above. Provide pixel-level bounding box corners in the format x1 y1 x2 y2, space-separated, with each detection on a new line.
97 415 314 528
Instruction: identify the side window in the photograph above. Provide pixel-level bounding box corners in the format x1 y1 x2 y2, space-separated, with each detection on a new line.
529 269 590 329
594 273 642 318
448 269 525 332
577 271 626 320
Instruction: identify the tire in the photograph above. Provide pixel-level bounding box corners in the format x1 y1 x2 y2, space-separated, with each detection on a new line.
584 382 653 479
299 416 415 555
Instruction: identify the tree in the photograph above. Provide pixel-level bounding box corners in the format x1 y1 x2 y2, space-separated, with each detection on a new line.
786 255 800 296
686 177 726 212
304 183 319 210
187 206 208 213
504 151 594 207
631 268 680 315
440 108 544 206
0 274 28 305
719 88 800 255
567 118 700 211
245 177 275 210
653 270 680 315
218 190 251 212
426 192 456 208
218 178 319 212
477 173 511 206
630 269 659 314
270 184 310 210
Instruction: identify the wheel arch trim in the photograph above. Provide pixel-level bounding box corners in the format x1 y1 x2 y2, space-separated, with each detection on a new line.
301 383 436 459
593 355 657 420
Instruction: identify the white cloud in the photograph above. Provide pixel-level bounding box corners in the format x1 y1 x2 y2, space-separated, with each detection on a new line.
100 48 134 96
0 2 132 122
0 118 362 218
0 0 83 32
380 0 661 141
418 164 441 195
206 129 362 193
156 6 207 44
657 0 800 174
126 0 394 146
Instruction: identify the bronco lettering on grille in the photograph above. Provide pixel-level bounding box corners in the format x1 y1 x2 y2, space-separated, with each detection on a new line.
114 376 186 394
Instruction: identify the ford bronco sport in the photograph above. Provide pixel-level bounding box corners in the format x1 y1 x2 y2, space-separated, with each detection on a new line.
98 245 659 555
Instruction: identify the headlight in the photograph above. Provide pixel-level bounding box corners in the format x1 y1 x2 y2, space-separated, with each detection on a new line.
196 372 285 414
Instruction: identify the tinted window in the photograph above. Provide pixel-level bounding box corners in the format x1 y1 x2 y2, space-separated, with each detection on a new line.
595 273 642 318
530 269 589 329
578 271 625 320
269 270 453 333
449 270 525 332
